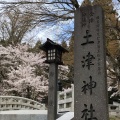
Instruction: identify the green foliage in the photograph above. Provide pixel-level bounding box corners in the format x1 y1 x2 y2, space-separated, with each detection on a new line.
0 40 9 47
60 79 73 89
28 40 42 53
61 40 69 65
61 40 68 49
81 0 92 7
62 0 120 90
60 34 74 85
109 116 120 120
93 0 119 43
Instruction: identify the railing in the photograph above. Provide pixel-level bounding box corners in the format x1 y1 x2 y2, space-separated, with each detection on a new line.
58 84 74 112
58 85 120 116
0 96 45 111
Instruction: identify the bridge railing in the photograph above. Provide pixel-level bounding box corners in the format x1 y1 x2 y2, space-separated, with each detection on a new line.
0 96 45 111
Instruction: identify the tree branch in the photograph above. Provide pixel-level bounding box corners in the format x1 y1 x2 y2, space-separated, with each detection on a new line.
0 1 72 5
70 0 79 8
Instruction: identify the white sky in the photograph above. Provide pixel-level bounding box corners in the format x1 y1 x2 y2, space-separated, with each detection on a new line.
37 0 84 43
1 0 120 44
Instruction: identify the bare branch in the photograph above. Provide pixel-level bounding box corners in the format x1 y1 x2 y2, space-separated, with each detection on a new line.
70 0 79 8
0 1 72 5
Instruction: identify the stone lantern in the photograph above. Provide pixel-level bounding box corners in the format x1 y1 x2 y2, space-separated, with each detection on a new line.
40 38 68 64
40 38 68 120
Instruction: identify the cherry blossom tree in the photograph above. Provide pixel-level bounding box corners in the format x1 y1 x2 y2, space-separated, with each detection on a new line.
0 43 69 102
0 44 48 101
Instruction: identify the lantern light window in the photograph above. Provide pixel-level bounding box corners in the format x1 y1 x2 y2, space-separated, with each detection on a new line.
47 49 56 61
40 38 68 64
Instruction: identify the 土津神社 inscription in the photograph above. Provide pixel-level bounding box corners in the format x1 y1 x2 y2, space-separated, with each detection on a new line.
81 76 97 95
81 30 93 46
81 104 97 120
81 52 95 70
74 5 109 120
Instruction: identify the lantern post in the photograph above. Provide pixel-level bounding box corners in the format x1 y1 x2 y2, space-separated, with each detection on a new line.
40 38 68 120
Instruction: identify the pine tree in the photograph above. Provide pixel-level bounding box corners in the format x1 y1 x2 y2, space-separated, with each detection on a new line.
28 40 42 53
81 0 92 7
66 34 74 84
61 40 67 48
92 0 120 101
93 0 118 42
60 36 74 86
61 34 74 66
61 40 68 65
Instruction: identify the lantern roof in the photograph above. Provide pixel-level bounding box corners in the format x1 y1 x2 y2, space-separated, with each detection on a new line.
40 38 68 53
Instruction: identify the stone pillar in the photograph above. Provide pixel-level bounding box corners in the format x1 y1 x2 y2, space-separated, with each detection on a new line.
72 85 74 112
48 63 58 120
74 5 109 120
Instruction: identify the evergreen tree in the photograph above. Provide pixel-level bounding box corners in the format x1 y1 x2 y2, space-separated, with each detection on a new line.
81 0 92 7
92 0 120 102
60 38 74 86
28 40 42 53
66 34 74 84
61 40 68 65
61 40 67 48
93 0 118 42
